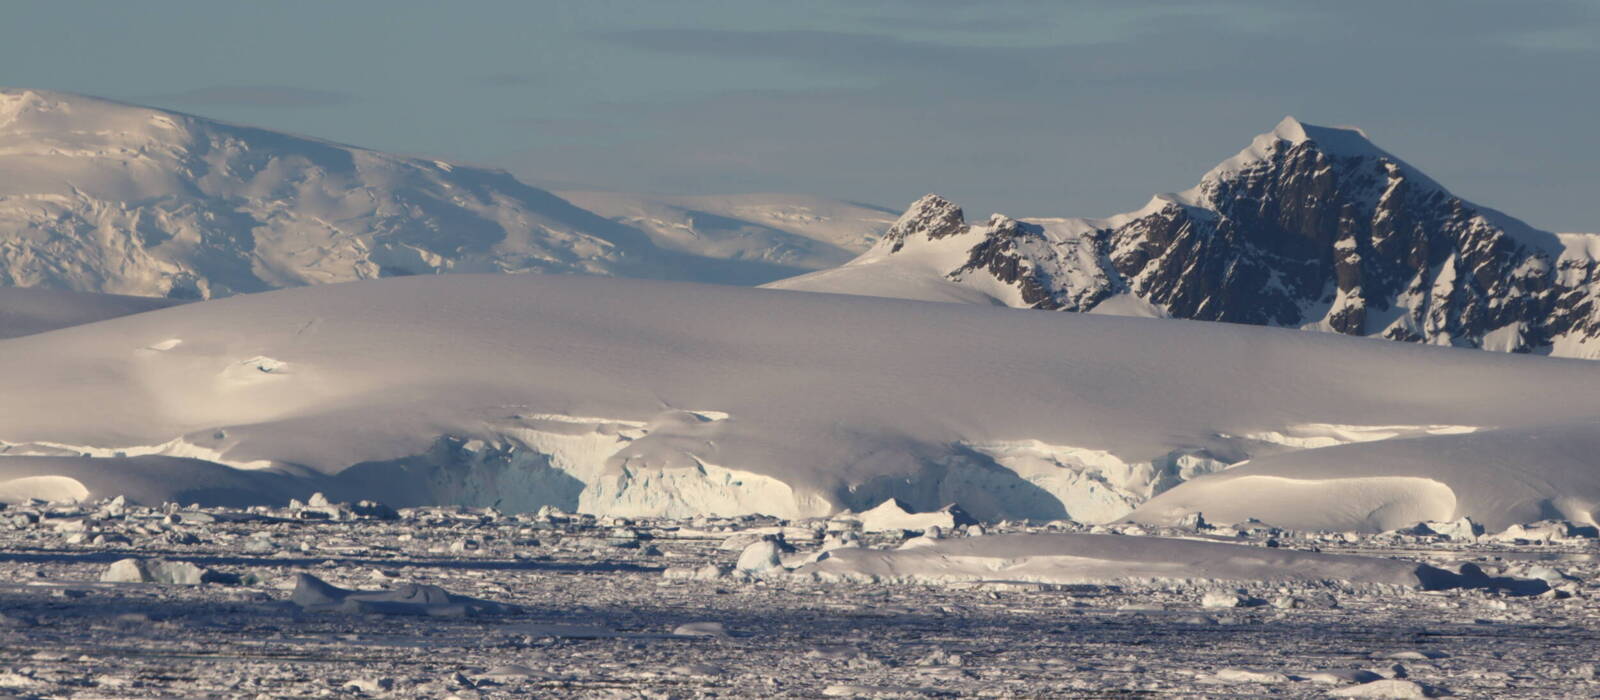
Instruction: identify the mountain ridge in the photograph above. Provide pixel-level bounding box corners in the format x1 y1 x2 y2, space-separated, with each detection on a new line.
770 117 1600 357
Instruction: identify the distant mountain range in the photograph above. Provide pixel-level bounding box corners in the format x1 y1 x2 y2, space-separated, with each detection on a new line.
770 117 1600 358
4 88 1596 358
0 88 882 298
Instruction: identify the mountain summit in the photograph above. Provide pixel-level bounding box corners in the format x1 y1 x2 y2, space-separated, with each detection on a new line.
771 117 1600 357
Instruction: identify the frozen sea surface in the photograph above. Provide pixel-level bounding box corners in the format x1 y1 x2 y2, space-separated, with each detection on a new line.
0 498 1594 697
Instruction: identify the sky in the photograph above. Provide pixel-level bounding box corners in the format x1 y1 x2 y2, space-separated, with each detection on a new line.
2 1 1596 231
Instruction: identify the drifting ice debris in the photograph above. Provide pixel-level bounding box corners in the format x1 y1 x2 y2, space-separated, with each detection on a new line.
289 574 516 616
672 621 731 638
343 678 394 693
1328 678 1440 698
1201 590 1266 609
289 493 400 521
101 558 220 585
1524 565 1570 584
661 563 733 581
476 664 546 681
735 538 784 575
1212 667 1290 683
851 499 976 533
1413 562 1550 596
1301 670 1384 684
898 526 946 550
822 531 862 553
1380 650 1448 661
1490 520 1599 543
1402 517 1482 540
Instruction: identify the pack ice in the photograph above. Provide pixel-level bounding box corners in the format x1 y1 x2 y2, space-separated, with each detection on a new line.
2 273 1600 529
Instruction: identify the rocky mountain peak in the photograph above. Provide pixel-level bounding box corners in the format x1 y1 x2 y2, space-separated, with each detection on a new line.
882 194 968 252
795 118 1600 357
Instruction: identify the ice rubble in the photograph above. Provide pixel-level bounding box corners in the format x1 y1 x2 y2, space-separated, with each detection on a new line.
101 558 215 585
290 574 517 617
0 492 1589 696
4 273 1600 523
844 499 976 533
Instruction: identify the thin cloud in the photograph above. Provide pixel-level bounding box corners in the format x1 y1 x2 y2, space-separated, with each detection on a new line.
144 85 352 108
481 73 541 87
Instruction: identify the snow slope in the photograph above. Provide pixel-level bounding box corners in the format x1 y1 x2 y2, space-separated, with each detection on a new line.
0 286 183 338
557 191 891 272
0 88 803 298
3 273 1600 524
1131 423 1600 532
770 204 1149 314
769 119 1600 356
0 455 310 508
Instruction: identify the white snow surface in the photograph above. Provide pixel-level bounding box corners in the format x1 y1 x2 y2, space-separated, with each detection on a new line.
796 533 1433 588
4 273 1600 523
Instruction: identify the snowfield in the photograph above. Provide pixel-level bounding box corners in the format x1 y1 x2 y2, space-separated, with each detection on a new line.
3 274 1600 531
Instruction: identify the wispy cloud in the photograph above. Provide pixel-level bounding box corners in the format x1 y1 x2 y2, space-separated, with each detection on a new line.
143 85 352 108
522 1 1600 232
481 73 541 88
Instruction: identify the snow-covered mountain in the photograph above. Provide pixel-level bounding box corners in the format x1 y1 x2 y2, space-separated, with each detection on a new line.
0 88 821 298
557 191 891 272
4 273 1600 529
771 118 1600 357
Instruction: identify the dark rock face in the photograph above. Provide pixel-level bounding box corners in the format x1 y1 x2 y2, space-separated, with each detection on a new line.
954 215 1118 312
1102 137 1584 352
883 124 1600 355
883 194 969 253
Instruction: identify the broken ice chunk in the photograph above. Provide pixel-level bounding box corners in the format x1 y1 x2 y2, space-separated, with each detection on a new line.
289 573 516 616
672 621 730 638
100 558 220 585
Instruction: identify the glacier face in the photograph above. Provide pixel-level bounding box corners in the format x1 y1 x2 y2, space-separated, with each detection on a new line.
4 273 1600 524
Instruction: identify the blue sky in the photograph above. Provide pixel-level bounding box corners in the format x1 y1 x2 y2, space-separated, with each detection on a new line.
3 1 1596 230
